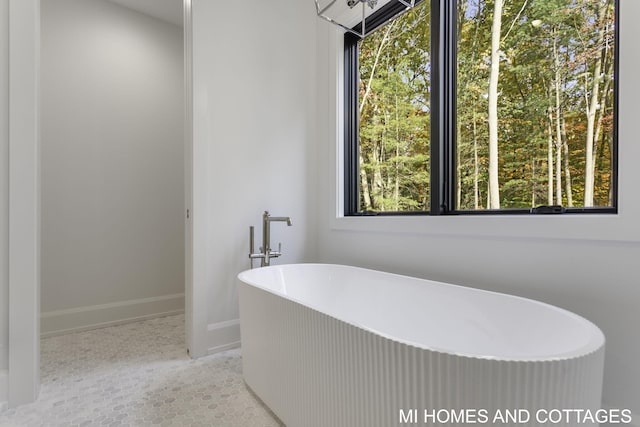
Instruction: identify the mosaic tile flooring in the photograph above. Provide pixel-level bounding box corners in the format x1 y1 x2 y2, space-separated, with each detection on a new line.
0 315 282 427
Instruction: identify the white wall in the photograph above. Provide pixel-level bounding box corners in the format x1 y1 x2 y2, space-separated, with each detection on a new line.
40 0 184 335
314 2 640 419
0 0 9 408
6 0 40 407
190 0 318 356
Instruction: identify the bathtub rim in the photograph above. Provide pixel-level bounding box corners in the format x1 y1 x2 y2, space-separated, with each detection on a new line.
237 263 606 363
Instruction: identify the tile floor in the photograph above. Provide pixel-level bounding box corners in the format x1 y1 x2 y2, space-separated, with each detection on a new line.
0 315 282 427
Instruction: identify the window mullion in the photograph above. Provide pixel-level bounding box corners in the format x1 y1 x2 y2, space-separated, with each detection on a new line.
344 33 360 216
429 0 442 214
443 0 457 214
430 0 456 215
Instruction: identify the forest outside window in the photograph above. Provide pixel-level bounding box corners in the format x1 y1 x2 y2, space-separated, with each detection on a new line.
344 0 618 216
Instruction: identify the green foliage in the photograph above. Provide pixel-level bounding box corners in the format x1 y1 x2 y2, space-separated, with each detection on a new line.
358 2 431 212
358 0 616 211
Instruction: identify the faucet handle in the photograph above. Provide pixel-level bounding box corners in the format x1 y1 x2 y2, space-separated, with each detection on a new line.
270 242 283 258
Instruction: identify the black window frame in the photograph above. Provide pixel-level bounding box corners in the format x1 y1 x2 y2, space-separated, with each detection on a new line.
344 0 620 216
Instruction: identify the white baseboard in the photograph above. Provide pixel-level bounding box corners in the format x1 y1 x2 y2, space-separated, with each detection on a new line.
206 319 240 355
208 341 241 354
41 293 185 337
0 369 7 412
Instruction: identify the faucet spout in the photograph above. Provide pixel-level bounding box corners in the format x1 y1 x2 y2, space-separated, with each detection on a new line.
269 216 292 226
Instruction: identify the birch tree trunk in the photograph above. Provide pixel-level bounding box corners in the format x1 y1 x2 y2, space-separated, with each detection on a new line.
487 0 503 209
531 155 537 208
584 0 608 207
360 23 395 116
553 33 563 205
359 153 372 209
359 22 396 211
456 119 462 209
547 105 554 205
556 136 562 205
561 116 573 207
394 95 400 210
473 114 480 210
372 142 385 210
591 58 614 204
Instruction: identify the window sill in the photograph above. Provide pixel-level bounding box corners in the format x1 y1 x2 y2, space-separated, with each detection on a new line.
330 212 640 245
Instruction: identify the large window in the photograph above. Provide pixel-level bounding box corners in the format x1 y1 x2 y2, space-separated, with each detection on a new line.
345 0 618 215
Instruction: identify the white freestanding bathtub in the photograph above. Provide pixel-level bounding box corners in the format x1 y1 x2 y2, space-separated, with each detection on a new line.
238 264 605 427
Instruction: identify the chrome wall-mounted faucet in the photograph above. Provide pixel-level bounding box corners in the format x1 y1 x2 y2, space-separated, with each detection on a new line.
249 211 293 268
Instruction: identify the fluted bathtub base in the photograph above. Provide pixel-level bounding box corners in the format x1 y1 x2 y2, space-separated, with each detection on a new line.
239 282 605 427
